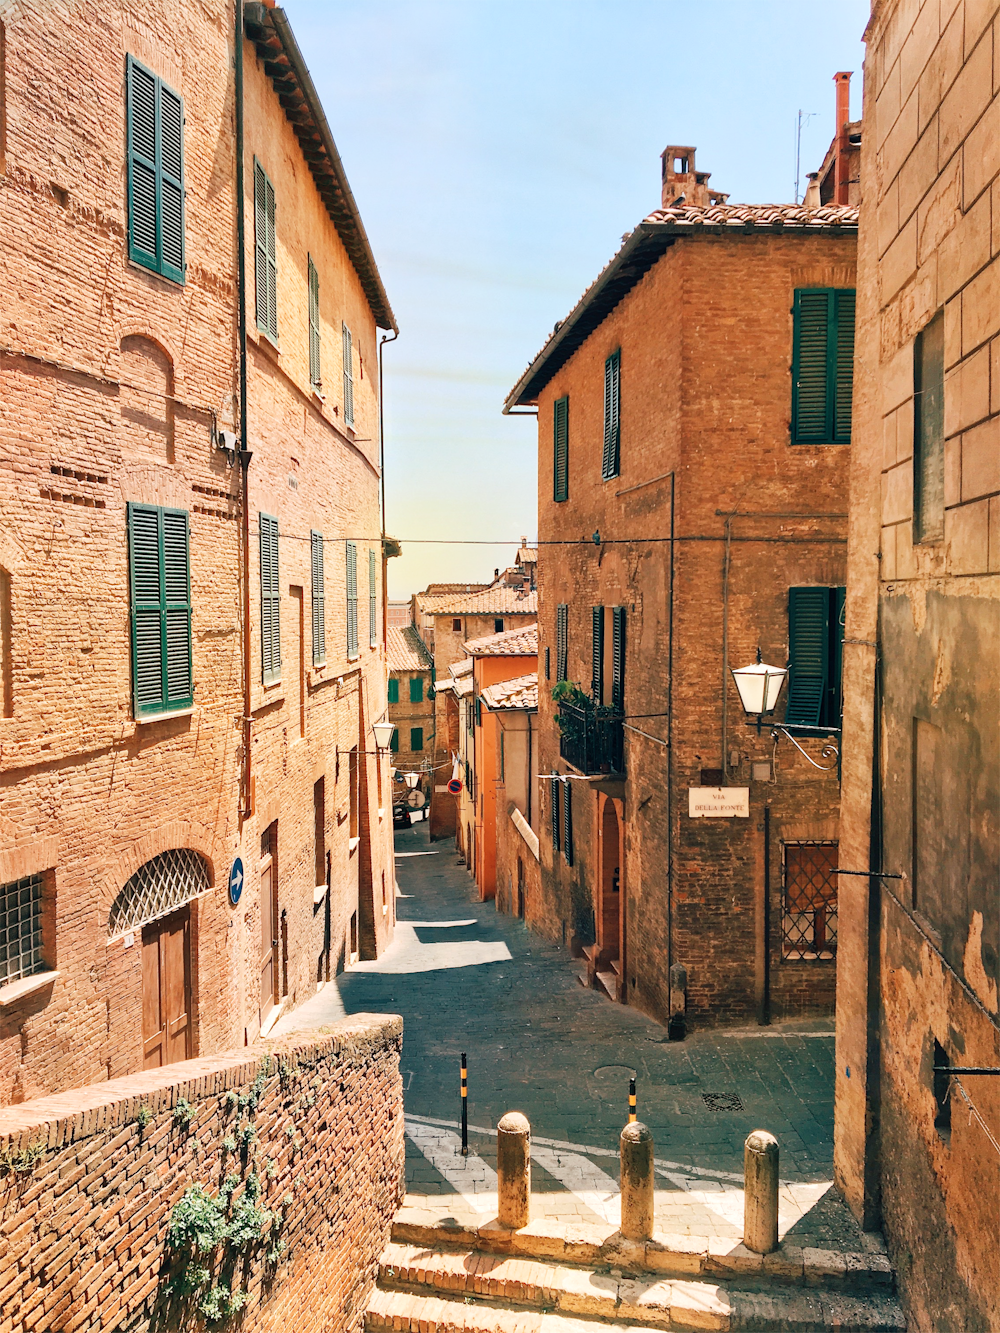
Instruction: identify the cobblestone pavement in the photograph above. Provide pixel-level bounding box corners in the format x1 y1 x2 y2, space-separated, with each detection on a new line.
282 821 866 1249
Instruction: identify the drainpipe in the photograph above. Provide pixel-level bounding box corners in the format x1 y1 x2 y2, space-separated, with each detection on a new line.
236 0 254 819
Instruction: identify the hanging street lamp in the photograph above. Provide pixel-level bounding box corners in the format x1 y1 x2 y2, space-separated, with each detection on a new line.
730 650 839 772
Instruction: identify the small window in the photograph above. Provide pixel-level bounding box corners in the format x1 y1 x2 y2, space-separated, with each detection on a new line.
126 56 185 284
409 676 423 703
494 619 504 634
259 514 281 684
308 256 321 387
553 395 569 501
310 531 325 667
602 351 621 480
346 541 358 659
791 288 855 444
410 726 424 752
348 746 359 840
782 841 838 958
128 503 193 715
388 678 399 704
786 587 845 728
254 160 277 341
0 873 47 985
342 324 354 426
452 618 462 633
913 311 945 544
556 604 569 682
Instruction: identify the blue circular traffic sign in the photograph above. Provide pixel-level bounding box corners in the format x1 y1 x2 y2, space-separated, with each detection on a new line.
229 857 244 907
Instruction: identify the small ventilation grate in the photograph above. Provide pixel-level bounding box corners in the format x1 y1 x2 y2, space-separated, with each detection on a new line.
701 1092 744 1112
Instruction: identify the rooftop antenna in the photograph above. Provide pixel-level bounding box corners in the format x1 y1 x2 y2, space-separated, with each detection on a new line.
794 110 816 204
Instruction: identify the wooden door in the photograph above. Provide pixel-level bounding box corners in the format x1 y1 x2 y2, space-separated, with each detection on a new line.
142 907 191 1069
260 835 278 1025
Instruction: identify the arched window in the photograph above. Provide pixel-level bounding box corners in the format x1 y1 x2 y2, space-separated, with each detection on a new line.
109 848 209 936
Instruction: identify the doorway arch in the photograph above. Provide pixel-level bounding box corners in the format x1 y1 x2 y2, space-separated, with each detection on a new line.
599 798 622 973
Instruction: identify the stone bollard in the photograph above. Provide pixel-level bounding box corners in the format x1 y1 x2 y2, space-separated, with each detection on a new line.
619 1121 655 1241
743 1130 779 1254
497 1111 531 1230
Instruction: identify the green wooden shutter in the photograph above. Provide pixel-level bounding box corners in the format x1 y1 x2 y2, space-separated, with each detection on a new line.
830 586 846 725
346 541 358 657
410 727 424 751
254 161 277 340
562 780 573 866
369 548 378 647
311 530 325 666
342 324 354 425
308 257 321 386
556 604 568 682
544 646 550 680
388 677 399 703
602 351 621 480
260 514 281 683
126 57 184 283
553 396 569 502
591 605 604 702
785 587 829 726
390 727 399 753
409 676 423 703
128 503 191 716
550 777 561 854
611 606 626 708
474 695 482 726
833 290 856 443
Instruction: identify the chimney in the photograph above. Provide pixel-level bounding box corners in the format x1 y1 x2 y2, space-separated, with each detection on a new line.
804 172 821 208
833 72 852 205
660 145 729 209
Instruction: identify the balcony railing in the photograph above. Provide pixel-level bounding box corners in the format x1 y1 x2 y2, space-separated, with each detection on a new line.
557 701 625 776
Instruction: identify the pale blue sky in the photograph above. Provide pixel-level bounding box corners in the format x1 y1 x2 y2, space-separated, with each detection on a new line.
286 1 869 598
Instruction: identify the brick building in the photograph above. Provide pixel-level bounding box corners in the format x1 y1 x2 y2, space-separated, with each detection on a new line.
0 0 396 1104
835 1 1000 1327
413 578 537 840
386 625 434 775
485 673 541 925
505 146 857 1028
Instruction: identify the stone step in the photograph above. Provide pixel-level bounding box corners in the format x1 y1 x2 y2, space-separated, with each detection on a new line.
367 1274 906 1333
390 1215 895 1294
595 972 618 1000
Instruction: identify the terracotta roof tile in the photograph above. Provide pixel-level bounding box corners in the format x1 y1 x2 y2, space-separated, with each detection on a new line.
423 587 538 616
464 623 538 657
481 672 538 711
386 626 433 673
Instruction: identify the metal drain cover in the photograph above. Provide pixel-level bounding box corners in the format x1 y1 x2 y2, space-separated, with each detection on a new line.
702 1092 744 1111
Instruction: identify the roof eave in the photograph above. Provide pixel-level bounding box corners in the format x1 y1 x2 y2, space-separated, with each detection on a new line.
245 5 398 333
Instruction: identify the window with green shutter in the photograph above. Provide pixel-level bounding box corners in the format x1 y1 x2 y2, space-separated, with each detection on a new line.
346 541 358 658
553 396 569 501
369 548 378 647
410 727 424 752
126 56 185 284
254 160 277 341
388 677 399 703
308 256 321 387
611 606 626 709
260 514 281 683
474 695 482 726
591 605 605 702
562 779 573 865
785 586 846 729
791 289 855 444
127 503 192 716
550 777 561 854
602 351 621 480
310 530 325 667
556 604 568 682
342 324 354 426
409 676 423 703
390 727 399 753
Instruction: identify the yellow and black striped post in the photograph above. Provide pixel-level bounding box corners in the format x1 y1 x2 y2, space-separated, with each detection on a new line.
628 1076 637 1124
461 1052 468 1156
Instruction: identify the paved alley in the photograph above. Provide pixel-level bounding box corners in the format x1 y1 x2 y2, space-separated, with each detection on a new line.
279 820 865 1250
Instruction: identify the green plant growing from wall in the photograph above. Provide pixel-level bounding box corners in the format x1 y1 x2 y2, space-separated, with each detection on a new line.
135 1105 153 1132
0 1143 46 1177
172 1098 195 1128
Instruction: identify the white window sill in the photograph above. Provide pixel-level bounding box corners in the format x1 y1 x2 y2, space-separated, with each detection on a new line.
0 971 59 1007
348 836 361 852
313 883 328 905
136 707 195 726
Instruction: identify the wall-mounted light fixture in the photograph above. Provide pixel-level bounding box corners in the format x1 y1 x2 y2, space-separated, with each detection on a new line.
371 719 396 751
731 649 839 771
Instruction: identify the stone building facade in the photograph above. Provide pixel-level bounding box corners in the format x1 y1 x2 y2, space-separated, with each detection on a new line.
505 153 857 1029
486 673 541 927
836 1 1000 1327
386 626 434 778
0 0 396 1104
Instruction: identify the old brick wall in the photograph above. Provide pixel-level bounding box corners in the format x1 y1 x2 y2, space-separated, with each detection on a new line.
0 0 393 1102
388 667 434 771
836 1 1000 1328
0 1012 403 1333
533 230 854 1028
